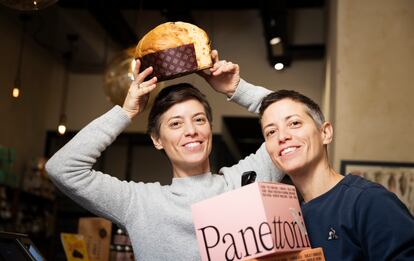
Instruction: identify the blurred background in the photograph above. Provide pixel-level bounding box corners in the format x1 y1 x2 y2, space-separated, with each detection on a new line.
0 0 413 259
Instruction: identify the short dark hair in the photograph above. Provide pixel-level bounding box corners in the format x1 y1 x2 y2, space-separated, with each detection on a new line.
147 83 213 138
259 90 325 127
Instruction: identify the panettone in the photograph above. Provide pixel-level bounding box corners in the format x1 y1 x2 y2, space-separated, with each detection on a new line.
134 22 212 81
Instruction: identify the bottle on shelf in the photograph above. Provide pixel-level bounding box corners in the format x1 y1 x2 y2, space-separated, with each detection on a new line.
110 226 135 261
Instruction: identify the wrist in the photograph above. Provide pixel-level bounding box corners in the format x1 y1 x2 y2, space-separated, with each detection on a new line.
225 79 240 98
122 107 137 119
225 90 235 98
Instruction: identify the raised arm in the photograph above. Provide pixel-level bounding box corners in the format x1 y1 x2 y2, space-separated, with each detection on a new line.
200 50 283 185
46 62 158 224
200 50 271 112
218 78 282 185
228 79 272 114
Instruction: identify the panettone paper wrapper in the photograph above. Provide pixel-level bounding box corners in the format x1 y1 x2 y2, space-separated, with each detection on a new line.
140 43 212 82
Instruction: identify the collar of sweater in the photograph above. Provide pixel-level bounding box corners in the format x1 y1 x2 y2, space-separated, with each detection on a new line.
169 172 214 195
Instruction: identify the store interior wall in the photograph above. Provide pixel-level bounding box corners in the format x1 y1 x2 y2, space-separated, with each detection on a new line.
329 0 414 170
0 12 64 180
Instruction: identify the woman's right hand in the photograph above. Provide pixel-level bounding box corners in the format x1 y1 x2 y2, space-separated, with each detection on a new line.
122 60 158 119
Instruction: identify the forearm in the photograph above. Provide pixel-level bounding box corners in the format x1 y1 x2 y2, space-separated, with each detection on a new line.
45 106 133 222
221 80 282 183
228 79 272 114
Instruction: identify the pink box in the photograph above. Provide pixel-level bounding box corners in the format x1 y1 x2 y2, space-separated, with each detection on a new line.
192 182 311 261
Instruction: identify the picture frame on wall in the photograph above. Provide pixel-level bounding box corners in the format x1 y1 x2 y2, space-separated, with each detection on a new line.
340 160 414 215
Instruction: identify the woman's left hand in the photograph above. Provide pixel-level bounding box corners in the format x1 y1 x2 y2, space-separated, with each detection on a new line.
198 50 240 98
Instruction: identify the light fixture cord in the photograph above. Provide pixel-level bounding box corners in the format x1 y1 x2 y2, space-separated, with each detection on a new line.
15 17 27 85
58 35 77 128
59 54 71 120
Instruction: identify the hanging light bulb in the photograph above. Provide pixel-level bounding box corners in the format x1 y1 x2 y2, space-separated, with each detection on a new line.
12 88 20 98
57 63 69 135
11 15 28 99
57 114 67 135
57 34 77 135
58 124 66 135
57 52 71 135
12 79 20 98
0 0 58 11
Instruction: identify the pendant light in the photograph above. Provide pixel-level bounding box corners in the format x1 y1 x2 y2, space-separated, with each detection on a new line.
0 0 58 11
57 34 78 135
12 15 29 99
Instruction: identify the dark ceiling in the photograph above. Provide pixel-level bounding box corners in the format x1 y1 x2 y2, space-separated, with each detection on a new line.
58 0 325 47
56 0 326 71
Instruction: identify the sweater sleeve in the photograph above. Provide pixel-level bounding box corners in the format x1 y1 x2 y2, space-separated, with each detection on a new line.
220 79 284 187
355 188 414 260
228 78 272 113
45 106 136 224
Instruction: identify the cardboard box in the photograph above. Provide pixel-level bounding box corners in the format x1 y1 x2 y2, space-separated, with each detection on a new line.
61 233 90 261
192 182 311 261
250 248 325 261
78 217 112 261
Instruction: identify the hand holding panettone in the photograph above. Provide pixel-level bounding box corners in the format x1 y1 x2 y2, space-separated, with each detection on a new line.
199 50 241 98
122 61 157 119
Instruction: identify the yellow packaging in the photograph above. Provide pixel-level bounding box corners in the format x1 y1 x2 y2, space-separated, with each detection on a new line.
61 233 90 261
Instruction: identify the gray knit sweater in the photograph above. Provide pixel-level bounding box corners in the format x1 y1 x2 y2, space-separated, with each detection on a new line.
46 79 283 260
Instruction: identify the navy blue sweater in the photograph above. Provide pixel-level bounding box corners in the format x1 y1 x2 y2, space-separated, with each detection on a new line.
302 174 414 260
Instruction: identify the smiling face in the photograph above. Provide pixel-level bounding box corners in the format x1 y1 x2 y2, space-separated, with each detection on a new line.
261 98 332 176
151 99 212 177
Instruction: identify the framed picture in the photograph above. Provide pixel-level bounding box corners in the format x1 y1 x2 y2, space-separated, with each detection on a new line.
340 160 414 215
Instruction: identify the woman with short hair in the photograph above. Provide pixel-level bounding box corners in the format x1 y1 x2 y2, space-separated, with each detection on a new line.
46 51 284 260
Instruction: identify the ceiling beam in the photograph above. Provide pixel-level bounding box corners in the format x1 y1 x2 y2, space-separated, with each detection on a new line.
88 7 137 48
59 0 137 48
